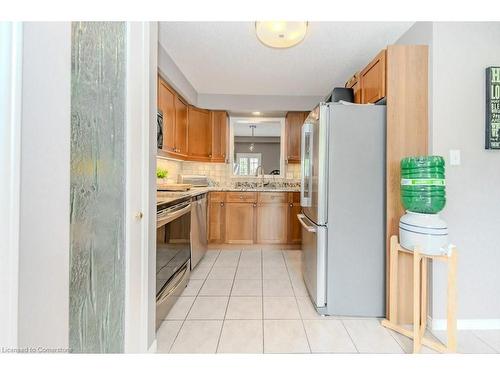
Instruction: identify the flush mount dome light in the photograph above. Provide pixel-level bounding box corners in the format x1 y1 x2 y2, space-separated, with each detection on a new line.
255 21 308 49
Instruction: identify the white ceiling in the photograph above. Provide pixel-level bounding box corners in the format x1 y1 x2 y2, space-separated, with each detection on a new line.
158 22 413 97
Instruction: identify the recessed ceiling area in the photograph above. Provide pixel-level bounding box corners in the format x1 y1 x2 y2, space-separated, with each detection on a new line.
158 22 414 97
233 119 282 137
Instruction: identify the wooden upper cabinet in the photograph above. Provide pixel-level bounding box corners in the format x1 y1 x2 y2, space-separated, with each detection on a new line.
210 110 228 163
174 96 188 156
345 73 362 104
187 106 211 161
158 78 176 153
286 111 308 164
360 49 386 104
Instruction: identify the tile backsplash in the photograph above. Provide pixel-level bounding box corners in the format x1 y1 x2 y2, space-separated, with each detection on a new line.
157 157 301 187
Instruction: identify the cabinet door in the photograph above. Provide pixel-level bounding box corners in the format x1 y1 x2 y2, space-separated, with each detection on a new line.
345 73 362 104
360 49 386 104
210 110 228 162
208 200 225 243
174 96 188 156
187 106 211 161
287 192 302 244
256 203 288 244
158 78 176 152
224 203 255 244
286 112 306 164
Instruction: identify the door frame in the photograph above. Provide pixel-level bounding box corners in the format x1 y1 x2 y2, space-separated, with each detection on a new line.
124 21 158 353
0 22 23 349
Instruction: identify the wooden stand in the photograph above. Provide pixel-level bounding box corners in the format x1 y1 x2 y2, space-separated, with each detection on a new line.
381 235 457 353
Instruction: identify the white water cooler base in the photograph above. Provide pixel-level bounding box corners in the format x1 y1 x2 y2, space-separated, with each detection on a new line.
399 211 449 256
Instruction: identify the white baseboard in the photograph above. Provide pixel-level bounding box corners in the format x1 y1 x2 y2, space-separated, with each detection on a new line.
148 339 157 353
429 317 500 330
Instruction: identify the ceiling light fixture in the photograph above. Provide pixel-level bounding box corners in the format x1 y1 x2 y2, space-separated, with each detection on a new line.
249 124 256 151
252 111 261 116
255 21 308 49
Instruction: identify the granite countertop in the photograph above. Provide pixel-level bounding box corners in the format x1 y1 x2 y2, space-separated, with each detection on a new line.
208 187 300 192
157 186 300 203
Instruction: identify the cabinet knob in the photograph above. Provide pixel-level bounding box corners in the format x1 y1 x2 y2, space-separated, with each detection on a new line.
220 202 224 207
239 195 243 199
289 203 293 207
209 154 212 157
253 203 257 207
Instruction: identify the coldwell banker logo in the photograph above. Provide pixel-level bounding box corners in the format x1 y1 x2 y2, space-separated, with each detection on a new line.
486 67 500 149
1 346 72 353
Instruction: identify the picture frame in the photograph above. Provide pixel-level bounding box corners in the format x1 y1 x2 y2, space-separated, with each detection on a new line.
486 67 500 149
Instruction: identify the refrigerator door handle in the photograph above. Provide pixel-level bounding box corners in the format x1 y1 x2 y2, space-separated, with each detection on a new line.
300 123 313 207
297 214 317 232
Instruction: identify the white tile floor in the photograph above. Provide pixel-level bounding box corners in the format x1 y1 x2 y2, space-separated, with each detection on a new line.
157 249 500 354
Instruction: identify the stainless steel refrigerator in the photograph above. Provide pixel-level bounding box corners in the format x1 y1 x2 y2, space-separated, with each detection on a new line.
298 102 386 317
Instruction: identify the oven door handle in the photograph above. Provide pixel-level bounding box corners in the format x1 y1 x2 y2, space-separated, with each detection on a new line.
156 263 189 305
157 203 192 228
297 213 317 233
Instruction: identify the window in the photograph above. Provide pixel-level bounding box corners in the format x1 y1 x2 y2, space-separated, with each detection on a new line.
236 153 262 176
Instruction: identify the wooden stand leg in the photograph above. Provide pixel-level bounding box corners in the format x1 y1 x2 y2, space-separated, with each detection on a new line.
413 251 422 353
382 237 457 355
388 236 399 322
447 249 457 352
420 258 428 335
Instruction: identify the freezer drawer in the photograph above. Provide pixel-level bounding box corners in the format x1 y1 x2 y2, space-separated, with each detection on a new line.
297 213 327 310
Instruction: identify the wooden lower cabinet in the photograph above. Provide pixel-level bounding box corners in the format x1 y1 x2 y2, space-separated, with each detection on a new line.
287 192 302 244
224 202 255 244
208 200 225 244
208 191 302 245
256 203 288 244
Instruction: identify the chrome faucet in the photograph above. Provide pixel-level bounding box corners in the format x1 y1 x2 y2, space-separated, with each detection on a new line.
255 165 265 188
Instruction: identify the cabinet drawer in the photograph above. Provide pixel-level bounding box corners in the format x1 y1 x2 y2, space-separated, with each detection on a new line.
258 192 287 203
209 191 226 202
226 191 257 203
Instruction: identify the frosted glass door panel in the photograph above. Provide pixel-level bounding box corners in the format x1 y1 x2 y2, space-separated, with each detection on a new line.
69 22 126 353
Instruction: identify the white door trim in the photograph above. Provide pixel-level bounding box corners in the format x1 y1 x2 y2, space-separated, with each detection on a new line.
124 21 157 353
0 22 23 349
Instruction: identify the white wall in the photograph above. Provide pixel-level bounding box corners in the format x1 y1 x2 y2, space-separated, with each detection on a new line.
396 22 500 326
158 43 198 105
17 22 71 348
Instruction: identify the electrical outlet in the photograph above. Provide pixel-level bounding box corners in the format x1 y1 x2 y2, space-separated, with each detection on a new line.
449 149 461 166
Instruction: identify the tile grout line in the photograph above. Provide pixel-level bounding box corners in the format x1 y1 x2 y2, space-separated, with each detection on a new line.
472 332 500 354
215 249 242 353
386 325 409 354
283 249 312 354
340 320 360 353
167 249 221 353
